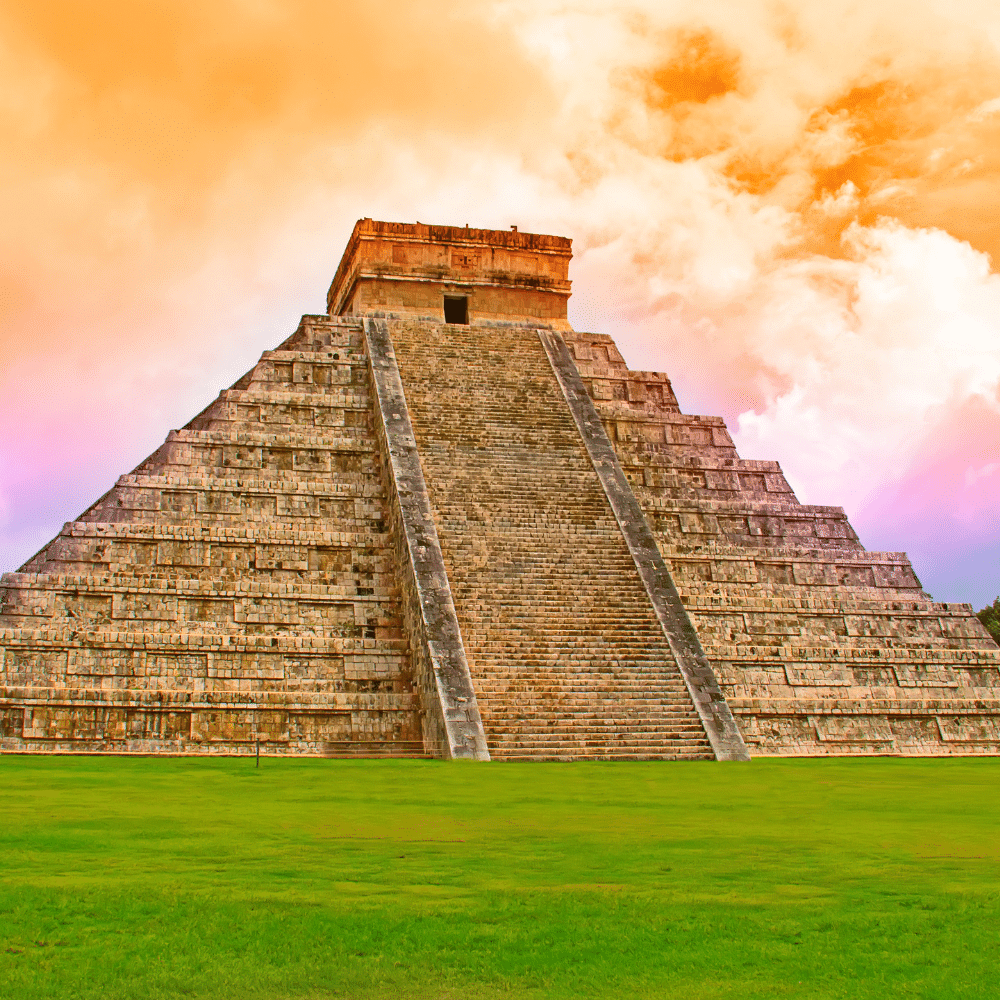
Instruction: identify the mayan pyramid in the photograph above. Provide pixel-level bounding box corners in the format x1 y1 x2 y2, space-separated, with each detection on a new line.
2 219 998 759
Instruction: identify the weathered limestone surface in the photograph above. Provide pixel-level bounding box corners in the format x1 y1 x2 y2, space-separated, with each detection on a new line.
0 316 426 755
563 330 1000 755
328 219 572 327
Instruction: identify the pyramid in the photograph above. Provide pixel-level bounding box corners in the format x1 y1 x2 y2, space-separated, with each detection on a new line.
1 219 998 758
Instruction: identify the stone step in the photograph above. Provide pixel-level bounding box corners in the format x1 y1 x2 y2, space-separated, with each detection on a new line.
22 523 390 544
479 692 699 703
321 741 429 759
708 643 1000 660
486 730 709 742
1 575 401 600
216 388 372 407
489 743 711 754
0 625 410 652
489 751 714 761
482 721 708 734
476 687 694 698
0 688 420 711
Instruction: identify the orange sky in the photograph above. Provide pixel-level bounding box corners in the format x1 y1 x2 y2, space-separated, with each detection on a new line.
1 0 999 603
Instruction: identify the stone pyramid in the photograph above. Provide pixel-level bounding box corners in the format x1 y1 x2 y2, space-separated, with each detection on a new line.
1 219 997 758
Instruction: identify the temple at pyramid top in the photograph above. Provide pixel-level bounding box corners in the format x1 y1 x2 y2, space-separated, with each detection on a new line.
327 218 573 327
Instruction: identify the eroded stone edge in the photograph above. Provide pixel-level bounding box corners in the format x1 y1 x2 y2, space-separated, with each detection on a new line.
538 329 751 762
363 318 490 760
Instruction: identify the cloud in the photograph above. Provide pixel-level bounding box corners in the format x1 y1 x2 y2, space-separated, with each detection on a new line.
0 0 553 570
501 0 1000 600
967 462 1000 487
0 0 551 366
733 221 1000 503
1 0 999 606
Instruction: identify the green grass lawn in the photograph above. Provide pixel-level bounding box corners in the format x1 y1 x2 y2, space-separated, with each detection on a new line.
0 756 997 1000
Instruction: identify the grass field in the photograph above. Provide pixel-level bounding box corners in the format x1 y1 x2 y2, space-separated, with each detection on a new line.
0 756 997 1000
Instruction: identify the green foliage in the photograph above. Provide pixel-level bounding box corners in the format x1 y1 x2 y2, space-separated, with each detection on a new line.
977 596 1000 643
1 757 998 1000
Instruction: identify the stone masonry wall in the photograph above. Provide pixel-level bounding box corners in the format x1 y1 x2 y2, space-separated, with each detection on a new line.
0 316 424 756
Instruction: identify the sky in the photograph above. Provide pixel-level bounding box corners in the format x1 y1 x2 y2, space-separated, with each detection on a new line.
1 0 998 606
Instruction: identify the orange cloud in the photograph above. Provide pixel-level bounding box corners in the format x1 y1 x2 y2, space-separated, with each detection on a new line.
0 0 554 570
610 6 1000 262
648 28 742 108
1 0 1000 605
0 1 543 189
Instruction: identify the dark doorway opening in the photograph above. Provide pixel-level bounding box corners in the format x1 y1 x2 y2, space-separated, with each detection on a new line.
444 296 469 325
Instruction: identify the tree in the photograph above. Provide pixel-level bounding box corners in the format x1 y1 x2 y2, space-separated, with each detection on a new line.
976 597 1000 644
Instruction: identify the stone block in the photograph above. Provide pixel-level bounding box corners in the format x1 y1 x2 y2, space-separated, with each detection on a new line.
191 710 289 743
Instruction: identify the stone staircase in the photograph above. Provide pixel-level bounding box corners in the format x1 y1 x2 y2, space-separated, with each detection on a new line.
0 316 425 756
564 329 1000 754
388 318 714 760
